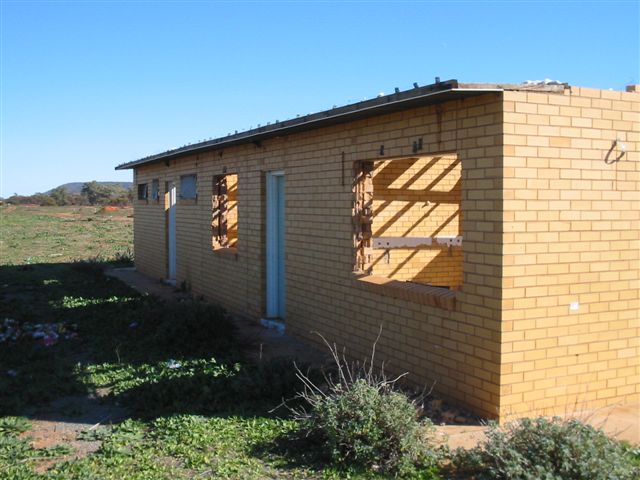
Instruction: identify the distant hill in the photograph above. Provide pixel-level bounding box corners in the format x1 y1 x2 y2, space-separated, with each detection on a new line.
47 182 133 195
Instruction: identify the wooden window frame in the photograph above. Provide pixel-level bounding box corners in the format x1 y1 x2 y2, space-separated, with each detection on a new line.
179 174 198 203
352 156 461 311
212 173 238 253
137 183 148 202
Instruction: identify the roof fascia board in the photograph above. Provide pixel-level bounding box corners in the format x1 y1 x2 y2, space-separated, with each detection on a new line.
116 83 503 170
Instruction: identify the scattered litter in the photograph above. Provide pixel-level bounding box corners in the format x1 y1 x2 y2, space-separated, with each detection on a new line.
43 333 59 346
129 321 139 329
0 318 79 346
0 319 19 342
6 369 18 377
166 359 181 369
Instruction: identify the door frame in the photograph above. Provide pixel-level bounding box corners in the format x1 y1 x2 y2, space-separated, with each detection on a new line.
165 180 177 284
265 171 285 319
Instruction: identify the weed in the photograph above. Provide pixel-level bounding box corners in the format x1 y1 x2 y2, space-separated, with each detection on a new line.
112 247 134 265
0 416 31 436
76 426 111 442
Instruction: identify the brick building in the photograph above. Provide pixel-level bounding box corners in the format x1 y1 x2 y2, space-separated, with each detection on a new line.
116 80 639 420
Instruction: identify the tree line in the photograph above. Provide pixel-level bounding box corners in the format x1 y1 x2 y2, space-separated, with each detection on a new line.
3 182 133 206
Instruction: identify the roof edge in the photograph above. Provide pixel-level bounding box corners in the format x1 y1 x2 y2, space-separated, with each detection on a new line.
117 79 509 170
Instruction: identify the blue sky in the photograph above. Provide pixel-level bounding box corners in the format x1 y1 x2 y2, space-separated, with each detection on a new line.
1 0 638 196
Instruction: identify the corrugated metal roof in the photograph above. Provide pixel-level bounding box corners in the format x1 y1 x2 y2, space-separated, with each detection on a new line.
116 79 506 170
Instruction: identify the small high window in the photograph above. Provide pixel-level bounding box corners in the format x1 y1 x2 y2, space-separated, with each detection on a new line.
212 174 238 250
151 179 160 201
180 174 197 200
137 183 148 201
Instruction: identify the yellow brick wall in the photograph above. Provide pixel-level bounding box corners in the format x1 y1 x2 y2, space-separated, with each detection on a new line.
133 92 506 418
371 154 463 288
132 168 167 280
500 86 640 418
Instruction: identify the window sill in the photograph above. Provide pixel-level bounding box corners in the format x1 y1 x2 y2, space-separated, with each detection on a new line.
355 274 456 311
212 247 238 259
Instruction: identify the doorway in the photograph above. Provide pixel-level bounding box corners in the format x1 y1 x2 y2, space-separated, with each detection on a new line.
265 172 285 319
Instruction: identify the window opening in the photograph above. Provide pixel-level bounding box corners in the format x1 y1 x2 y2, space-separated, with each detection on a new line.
353 154 462 290
180 174 197 200
151 179 160 202
137 183 148 201
212 173 238 249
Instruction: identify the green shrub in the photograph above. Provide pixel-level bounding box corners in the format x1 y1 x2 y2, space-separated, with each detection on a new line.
310 378 439 475
452 416 640 480
293 335 442 477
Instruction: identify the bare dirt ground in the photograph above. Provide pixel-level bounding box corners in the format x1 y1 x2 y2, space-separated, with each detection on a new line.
23 394 128 472
47 212 78 217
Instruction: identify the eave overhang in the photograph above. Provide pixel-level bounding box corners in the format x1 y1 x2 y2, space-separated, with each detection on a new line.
116 79 507 170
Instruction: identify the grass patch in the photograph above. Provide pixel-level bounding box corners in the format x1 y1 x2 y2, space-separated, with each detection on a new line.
0 260 432 478
0 205 133 266
0 262 355 478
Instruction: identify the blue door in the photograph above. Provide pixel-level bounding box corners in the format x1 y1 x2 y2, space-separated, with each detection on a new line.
266 172 285 319
166 181 177 284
